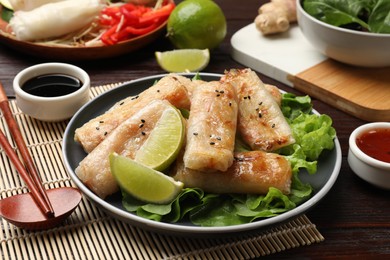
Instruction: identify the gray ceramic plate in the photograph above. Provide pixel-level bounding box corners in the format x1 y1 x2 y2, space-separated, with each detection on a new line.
63 73 342 236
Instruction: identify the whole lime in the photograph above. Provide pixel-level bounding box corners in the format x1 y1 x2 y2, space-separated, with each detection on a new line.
167 0 227 49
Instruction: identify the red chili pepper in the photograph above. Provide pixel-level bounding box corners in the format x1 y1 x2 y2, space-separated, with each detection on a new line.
111 28 132 43
120 3 137 12
120 7 146 27
125 23 159 36
101 6 121 17
139 2 175 25
101 24 118 45
99 1 175 45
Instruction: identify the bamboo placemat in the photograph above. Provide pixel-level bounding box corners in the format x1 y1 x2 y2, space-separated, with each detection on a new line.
0 83 324 259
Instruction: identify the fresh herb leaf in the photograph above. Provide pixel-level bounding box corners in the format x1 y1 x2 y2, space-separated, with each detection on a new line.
303 0 370 30
192 73 202 81
368 0 390 33
302 0 390 33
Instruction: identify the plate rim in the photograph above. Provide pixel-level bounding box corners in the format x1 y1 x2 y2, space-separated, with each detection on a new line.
63 73 342 235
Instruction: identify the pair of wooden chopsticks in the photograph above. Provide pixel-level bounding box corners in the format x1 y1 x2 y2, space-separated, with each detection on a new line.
0 83 54 218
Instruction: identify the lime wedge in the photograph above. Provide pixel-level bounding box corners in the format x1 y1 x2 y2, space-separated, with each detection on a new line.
110 153 184 204
155 49 210 72
0 0 13 10
134 105 185 171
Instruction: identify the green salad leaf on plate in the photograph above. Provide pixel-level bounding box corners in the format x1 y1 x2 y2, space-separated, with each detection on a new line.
120 87 337 227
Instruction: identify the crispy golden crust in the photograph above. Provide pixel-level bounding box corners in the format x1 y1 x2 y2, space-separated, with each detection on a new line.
222 68 295 151
183 81 238 172
74 74 191 153
173 150 292 195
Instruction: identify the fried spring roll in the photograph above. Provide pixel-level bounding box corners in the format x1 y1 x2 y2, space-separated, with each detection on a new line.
76 100 173 199
183 81 238 172
173 151 292 195
264 84 282 106
183 79 206 99
74 74 191 153
222 68 295 151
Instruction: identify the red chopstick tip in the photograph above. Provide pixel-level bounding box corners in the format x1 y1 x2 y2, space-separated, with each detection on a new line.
47 210 55 218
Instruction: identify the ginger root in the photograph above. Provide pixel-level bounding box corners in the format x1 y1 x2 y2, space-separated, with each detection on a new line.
255 0 297 35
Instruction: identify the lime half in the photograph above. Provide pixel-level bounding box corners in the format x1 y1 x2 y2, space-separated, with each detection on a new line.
155 49 210 72
134 105 185 171
110 153 184 204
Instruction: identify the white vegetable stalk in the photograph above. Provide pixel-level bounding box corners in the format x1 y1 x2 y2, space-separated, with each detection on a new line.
9 0 105 41
8 0 67 11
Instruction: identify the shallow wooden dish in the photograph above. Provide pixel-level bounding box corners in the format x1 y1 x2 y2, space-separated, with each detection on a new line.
0 6 167 61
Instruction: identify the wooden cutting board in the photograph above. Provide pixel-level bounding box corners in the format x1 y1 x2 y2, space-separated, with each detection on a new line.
231 23 390 122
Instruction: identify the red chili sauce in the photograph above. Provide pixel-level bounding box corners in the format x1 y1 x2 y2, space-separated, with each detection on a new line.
356 128 390 163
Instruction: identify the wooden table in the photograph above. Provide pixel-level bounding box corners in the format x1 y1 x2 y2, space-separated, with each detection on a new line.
0 0 389 258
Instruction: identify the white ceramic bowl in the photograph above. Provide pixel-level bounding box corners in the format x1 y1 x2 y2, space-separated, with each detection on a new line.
297 0 390 67
13 63 90 122
348 122 390 189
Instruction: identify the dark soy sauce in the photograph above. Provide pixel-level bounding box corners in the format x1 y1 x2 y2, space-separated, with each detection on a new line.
22 74 83 97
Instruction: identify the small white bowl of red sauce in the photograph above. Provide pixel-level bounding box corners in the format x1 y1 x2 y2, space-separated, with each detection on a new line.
348 122 390 189
13 63 90 122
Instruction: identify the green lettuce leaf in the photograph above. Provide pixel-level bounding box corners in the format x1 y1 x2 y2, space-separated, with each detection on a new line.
281 93 312 120
122 188 210 223
290 113 336 161
234 188 296 219
190 195 251 226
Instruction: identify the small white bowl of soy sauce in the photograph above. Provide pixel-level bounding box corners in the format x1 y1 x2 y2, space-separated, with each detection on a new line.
14 63 90 122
